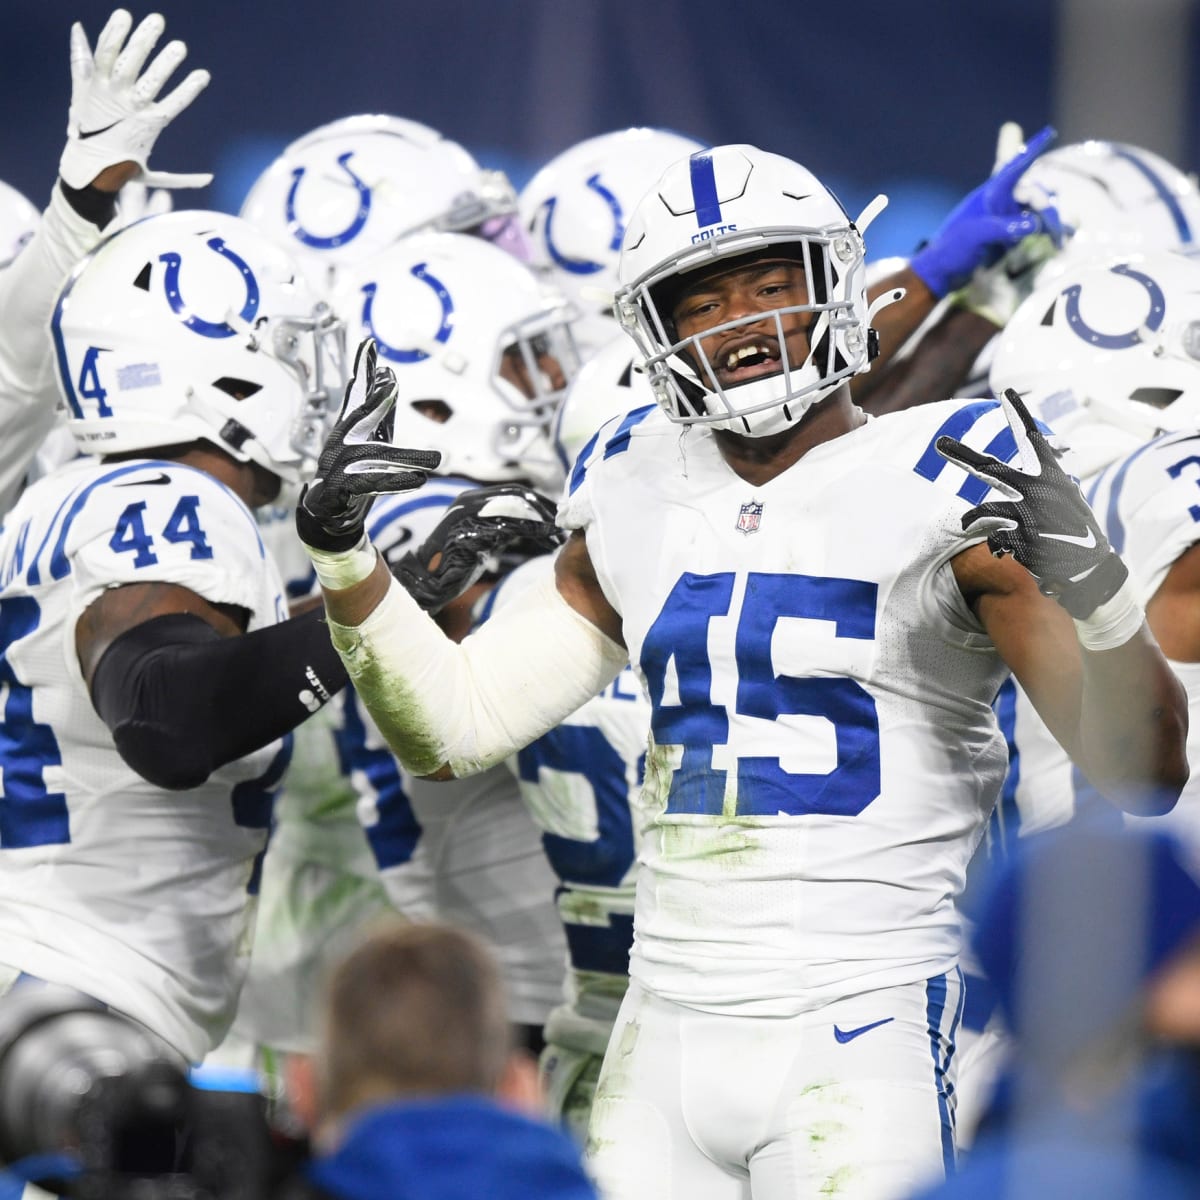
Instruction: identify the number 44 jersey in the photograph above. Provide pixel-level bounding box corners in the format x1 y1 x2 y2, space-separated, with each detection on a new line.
558 400 1018 1017
0 457 290 1062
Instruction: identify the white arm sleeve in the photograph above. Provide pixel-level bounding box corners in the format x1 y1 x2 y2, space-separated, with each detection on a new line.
328 569 629 777
0 185 106 515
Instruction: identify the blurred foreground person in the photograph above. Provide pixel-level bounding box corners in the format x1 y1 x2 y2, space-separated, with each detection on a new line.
290 920 597 1200
913 823 1200 1199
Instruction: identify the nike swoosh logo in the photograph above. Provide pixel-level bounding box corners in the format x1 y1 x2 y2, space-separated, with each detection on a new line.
78 121 120 140
116 472 172 487
1042 528 1097 549
833 1017 895 1044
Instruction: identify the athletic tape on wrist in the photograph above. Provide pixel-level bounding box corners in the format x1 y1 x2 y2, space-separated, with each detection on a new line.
307 535 379 592
1073 577 1145 652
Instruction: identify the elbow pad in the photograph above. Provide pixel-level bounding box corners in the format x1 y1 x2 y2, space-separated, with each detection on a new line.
90 608 349 790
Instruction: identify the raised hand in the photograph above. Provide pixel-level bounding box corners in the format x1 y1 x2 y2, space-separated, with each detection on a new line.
296 338 441 554
59 9 212 192
935 387 1129 618
389 484 564 613
910 126 1063 299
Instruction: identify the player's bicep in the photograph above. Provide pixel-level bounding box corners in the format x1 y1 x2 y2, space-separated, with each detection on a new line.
76 581 249 687
555 530 624 647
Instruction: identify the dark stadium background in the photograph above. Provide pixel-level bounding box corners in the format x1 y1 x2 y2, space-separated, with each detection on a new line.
2 0 1196 262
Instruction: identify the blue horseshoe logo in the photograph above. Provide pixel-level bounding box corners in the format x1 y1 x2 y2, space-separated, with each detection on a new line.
158 237 260 339
1062 263 1166 350
361 262 455 364
540 173 624 275
286 151 372 250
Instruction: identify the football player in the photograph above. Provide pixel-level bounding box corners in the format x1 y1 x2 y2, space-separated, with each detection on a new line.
0 8 211 516
864 129 1200 415
241 113 530 302
222 118 539 1071
295 145 1187 1198
522 125 1063 421
0 211 367 1065
325 231 581 1053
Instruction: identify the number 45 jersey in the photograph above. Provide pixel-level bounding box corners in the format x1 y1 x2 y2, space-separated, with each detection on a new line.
0 457 290 1062
559 400 1018 1017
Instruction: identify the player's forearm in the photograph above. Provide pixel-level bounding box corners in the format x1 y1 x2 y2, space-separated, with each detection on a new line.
0 185 105 370
322 555 628 778
1075 623 1189 816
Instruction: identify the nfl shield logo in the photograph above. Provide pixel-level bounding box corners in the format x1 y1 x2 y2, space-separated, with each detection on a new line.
736 500 763 535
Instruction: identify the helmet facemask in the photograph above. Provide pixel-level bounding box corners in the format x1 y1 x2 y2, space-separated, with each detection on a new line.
618 227 869 438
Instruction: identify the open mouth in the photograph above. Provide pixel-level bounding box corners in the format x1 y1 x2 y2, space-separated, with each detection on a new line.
708 338 783 386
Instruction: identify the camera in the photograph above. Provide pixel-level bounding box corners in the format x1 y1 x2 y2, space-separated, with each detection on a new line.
0 984 307 1200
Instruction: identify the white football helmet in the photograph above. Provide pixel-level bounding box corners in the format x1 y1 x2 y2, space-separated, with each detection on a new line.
1016 140 1200 282
990 249 1200 477
240 114 527 299
52 210 345 485
0 179 38 270
331 231 580 492
614 144 884 438
519 128 707 343
551 332 653 472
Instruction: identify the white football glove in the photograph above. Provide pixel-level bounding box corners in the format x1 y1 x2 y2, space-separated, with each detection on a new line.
113 178 173 227
58 9 212 191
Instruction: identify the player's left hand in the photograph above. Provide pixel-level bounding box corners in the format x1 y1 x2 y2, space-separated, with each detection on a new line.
910 125 1063 299
295 338 441 554
389 484 565 614
59 9 212 191
935 387 1129 619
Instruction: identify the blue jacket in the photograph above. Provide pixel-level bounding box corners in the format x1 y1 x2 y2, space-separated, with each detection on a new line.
306 1095 598 1200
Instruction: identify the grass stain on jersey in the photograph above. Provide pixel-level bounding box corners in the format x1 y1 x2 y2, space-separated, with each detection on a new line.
331 621 449 777
820 1165 858 1196
657 821 760 868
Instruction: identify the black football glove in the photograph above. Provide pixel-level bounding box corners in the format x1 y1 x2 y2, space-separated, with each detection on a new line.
935 387 1128 619
295 337 442 554
388 484 565 614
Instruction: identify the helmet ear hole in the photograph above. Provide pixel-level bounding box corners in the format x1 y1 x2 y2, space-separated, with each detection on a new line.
213 377 263 400
411 399 453 424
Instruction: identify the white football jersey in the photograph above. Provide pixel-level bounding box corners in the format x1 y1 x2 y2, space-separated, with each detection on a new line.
345 480 569 1025
0 457 290 1062
558 399 1017 1016
488 555 650 1056
1000 430 1200 848
0 187 112 516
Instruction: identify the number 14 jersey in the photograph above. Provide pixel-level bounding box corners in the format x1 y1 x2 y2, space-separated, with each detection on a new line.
558 400 1016 1017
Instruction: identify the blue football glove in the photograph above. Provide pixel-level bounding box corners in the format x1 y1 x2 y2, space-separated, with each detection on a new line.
910 126 1063 299
935 388 1128 619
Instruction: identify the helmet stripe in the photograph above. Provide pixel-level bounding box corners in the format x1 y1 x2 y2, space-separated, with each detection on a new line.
1112 146 1194 245
688 153 722 228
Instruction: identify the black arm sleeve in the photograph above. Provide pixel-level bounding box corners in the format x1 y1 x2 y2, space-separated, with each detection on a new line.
89 608 350 791
57 179 118 229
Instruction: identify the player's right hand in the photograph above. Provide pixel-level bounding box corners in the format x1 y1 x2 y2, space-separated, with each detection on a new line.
295 338 442 554
58 9 212 191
